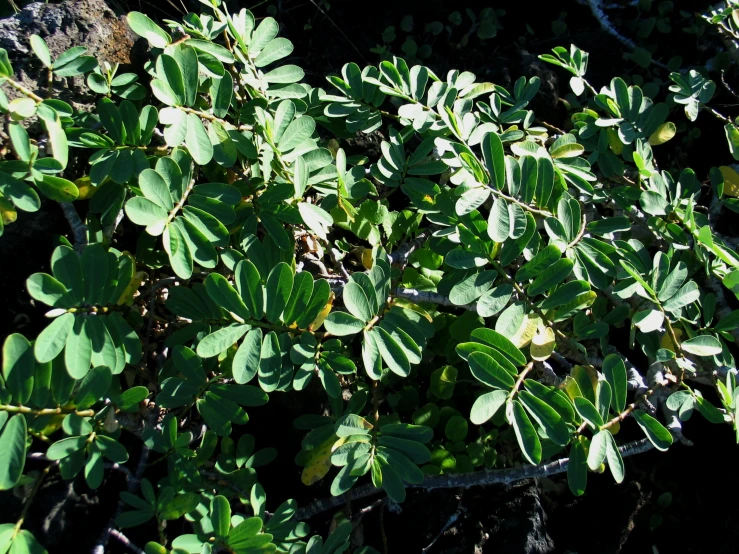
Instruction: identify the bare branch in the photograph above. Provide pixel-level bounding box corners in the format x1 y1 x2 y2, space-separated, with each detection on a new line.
60 202 87 253
107 529 146 554
389 230 432 265
294 438 653 521
586 0 635 48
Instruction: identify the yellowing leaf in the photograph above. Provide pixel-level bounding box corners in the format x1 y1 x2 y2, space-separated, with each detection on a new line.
660 327 683 351
606 128 624 155
719 166 739 198
648 122 676 146
391 298 433 322
301 434 339 486
530 326 555 361
116 269 146 306
0 197 17 225
361 248 374 270
309 291 334 331
75 175 98 200
327 139 340 158
511 314 540 348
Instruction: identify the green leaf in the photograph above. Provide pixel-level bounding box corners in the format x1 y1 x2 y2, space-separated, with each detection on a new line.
235 260 264 320
232 328 262 385
277 115 315 152
470 328 527 366
377 456 406 502
65 316 92 379
519 389 570 446
516 244 562 282
482 132 506 190
604 431 625 483
449 270 496 306
30 35 51 68
185 113 214 165
640 191 669 216
265 263 293 323
205 273 250 321
51 245 83 304
323 312 365 337
587 430 608 470
632 410 672 451
74 365 112 409
2 334 34 404
36 175 79 202
540 281 590 310
124 197 168 234
343 281 374 322
46 435 87 460
0 415 26 490
171 44 198 107
255 38 294 67
196 324 251 358
527 258 573 296
127 12 171 48
567 440 587 496
602 354 627 413
139 168 174 211
211 495 231 540
298 202 332 241
81 244 108 307
467 351 516 389
476 284 513 317
509 399 542 464
470 389 507 425
574 396 604 430
35 312 74 363
681 335 722 356
9 124 31 163
487 198 510 242
257 331 282 393
376 326 410 377
228 518 265 550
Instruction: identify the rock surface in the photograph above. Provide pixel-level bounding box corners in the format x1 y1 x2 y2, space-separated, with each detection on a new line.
0 0 137 104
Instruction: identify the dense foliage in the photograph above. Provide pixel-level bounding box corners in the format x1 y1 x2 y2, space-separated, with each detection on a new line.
1 0 739 552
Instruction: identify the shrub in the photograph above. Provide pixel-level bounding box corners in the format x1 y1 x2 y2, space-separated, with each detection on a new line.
1 1 738 552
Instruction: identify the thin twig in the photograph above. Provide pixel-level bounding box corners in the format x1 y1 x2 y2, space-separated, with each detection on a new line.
421 501 465 553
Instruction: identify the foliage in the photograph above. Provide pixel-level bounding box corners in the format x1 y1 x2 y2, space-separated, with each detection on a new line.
1 0 739 552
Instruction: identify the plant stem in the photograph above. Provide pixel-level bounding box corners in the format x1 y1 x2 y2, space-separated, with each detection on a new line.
13 463 54 538
294 438 654 521
3 77 44 103
508 362 534 401
0 404 95 417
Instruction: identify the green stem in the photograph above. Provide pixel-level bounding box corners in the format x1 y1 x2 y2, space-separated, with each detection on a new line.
13 464 53 538
4 77 44 103
507 362 534 401
0 404 95 417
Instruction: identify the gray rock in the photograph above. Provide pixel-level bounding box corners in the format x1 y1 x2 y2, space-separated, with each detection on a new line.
0 0 137 106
